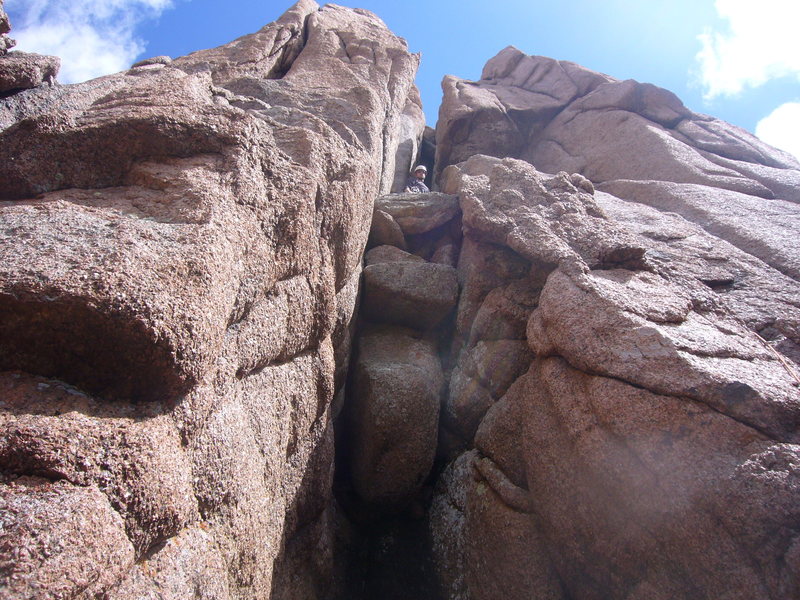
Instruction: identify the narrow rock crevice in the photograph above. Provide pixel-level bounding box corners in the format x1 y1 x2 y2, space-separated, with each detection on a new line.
331 187 463 599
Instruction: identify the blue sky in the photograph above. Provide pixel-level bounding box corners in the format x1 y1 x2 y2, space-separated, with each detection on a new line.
6 0 800 159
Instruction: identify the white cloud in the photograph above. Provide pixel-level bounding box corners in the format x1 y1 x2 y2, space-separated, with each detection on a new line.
5 0 173 84
695 0 800 99
755 101 800 161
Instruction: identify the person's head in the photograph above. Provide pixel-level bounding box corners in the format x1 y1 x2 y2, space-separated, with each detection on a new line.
413 165 427 180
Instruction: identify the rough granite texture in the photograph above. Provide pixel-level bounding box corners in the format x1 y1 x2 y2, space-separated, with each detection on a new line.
0 2 419 598
0 1 59 91
362 261 459 330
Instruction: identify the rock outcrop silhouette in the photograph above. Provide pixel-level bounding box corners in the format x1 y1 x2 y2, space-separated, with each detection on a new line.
1 6 799 600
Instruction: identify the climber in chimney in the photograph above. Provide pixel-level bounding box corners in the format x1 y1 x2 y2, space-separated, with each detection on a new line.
404 164 429 193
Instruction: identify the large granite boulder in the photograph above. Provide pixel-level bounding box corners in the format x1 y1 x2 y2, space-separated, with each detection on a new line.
347 325 443 508
430 155 800 599
367 208 407 250
364 244 426 266
375 191 460 235
0 2 420 598
362 261 459 330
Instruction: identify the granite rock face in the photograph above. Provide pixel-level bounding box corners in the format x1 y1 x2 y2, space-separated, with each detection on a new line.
436 45 800 288
429 49 800 599
0 2 419 598
430 152 800 599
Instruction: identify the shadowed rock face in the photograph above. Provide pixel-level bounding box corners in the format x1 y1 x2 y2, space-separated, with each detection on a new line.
0 2 420 598
348 324 444 507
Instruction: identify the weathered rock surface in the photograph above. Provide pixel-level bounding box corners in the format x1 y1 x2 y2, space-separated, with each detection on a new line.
443 339 532 443
0 2 59 92
465 459 563 600
0 476 134 599
598 179 800 280
346 194 462 515
367 208 407 250
0 2 419 598
346 325 443 508
0 373 197 558
429 154 800 600
131 55 172 68
429 49 800 597
435 45 800 308
429 450 474 600
0 1 60 91
517 356 800 600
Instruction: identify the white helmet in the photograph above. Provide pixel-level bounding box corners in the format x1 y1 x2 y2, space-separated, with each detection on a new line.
413 164 427 173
